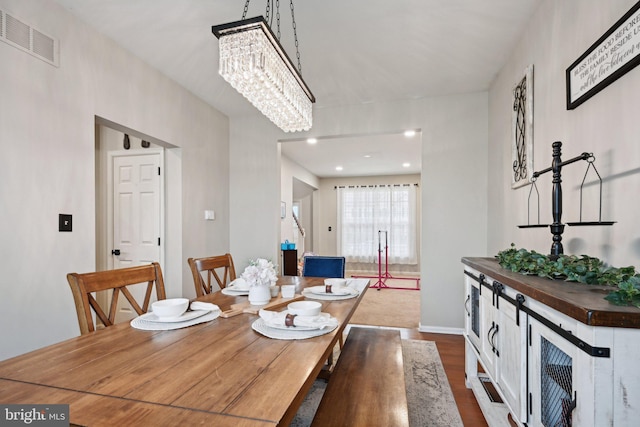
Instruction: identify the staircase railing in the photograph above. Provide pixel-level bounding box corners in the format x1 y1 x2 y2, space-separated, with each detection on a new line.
292 211 305 238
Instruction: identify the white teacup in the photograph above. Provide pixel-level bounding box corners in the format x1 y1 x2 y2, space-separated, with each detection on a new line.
270 285 280 297
281 285 295 298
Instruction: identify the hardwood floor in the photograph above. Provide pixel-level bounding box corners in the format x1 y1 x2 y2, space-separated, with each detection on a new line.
398 328 488 426
342 276 487 424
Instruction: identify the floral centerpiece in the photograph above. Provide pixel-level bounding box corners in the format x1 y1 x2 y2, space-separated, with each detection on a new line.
241 258 278 305
241 258 278 287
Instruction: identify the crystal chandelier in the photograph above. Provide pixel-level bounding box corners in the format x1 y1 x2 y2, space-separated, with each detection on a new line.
212 2 315 133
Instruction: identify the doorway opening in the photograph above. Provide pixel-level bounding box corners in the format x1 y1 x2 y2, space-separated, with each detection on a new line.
279 130 422 283
94 116 182 323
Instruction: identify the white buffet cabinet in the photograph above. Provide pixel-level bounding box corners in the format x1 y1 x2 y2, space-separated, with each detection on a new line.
462 257 640 427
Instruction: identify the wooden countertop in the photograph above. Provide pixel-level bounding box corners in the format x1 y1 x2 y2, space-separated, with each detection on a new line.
462 257 640 328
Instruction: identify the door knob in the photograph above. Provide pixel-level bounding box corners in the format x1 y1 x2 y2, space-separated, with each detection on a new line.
112 249 121 256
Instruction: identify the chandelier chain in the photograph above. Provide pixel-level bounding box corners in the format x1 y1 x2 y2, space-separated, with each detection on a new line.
290 0 301 73
242 0 250 19
239 0 303 73
265 0 271 24
275 0 281 40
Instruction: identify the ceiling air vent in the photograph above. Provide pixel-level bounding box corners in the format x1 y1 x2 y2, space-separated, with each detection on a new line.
0 8 59 67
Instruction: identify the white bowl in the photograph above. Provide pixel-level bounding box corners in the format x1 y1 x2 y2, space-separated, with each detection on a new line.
325 278 347 287
152 298 189 319
287 301 322 317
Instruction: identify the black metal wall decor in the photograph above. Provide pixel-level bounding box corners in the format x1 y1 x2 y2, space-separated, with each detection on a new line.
566 1 640 109
512 65 534 189
518 141 615 258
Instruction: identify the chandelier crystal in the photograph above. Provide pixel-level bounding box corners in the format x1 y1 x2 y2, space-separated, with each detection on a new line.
213 16 315 132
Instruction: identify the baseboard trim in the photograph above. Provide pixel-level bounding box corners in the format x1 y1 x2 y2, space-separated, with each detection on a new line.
418 323 464 335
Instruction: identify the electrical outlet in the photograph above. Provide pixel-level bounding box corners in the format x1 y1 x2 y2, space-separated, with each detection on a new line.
59 214 72 232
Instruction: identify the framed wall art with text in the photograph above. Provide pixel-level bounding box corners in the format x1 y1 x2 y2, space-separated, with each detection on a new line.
566 1 640 109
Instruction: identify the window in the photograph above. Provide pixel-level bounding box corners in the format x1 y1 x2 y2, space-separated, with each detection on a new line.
337 185 417 264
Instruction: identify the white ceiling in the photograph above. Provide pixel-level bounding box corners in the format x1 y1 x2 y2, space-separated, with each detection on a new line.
280 130 422 178
53 0 542 178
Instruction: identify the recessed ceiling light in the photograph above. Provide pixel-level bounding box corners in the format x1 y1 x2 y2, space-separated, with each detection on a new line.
404 130 416 138
307 138 317 144
364 154 372 158
335 166 343 171
402 162 411 168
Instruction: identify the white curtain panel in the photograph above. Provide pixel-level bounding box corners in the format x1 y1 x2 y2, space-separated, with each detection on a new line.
337 185 417 265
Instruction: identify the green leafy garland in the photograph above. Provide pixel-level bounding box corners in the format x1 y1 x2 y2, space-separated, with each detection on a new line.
496 244 640 308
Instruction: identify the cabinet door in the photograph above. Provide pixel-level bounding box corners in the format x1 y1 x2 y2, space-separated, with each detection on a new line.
529 317 576 427
479 289 498 379
281 250 298 276
496 298 527 422
464 273 481 352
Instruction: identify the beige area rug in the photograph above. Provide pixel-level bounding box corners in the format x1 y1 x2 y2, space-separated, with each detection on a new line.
290 339 464 427
349 287 421 328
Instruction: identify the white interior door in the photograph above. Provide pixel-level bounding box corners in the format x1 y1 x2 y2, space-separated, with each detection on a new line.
109 150 163 322
113 152 162 267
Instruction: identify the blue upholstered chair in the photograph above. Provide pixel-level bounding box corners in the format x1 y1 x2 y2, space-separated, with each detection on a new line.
302 256 346 278
302 255 347 357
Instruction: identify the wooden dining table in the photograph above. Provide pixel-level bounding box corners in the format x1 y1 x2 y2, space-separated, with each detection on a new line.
0 276 369 427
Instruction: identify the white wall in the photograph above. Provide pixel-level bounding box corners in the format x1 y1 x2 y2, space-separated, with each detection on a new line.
420 95 489 331
488 0 640 269
0 0 229 360
229 114 284 271
230 94 489 332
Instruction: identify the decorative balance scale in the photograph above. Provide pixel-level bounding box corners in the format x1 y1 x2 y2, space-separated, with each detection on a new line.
518 141 615 259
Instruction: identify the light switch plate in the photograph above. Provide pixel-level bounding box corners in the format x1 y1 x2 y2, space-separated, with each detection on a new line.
204 210 215 221
59 214 72 232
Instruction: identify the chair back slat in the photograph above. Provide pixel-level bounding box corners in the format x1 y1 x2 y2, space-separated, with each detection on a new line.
209 269 224 292
107 287 120 326
88 293 111 327
188 254 236 297
142 280 155 311
120 286 145 314
67 262 166 335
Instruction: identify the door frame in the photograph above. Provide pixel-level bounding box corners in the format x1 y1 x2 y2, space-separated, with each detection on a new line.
106 148 165 272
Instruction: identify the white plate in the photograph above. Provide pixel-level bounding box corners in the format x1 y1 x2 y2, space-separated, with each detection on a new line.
252 318 337 340
131 310 220 331
221 287 249 296
301 289 358 301
266 323 318 331
308 285 356 296
227 278 250 291
140 310 209 323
